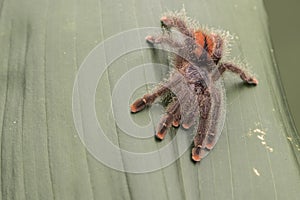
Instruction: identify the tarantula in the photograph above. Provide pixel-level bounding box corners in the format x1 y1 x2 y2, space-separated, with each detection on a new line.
130 10 258 162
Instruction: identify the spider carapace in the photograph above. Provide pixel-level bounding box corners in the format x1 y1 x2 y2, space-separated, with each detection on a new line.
130 9 258 162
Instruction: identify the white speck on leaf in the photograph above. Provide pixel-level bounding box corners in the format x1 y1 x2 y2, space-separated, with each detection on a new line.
257 135 264 141
254 128 266 135
248 125 274 152
253 168 260 176
267 146 274 152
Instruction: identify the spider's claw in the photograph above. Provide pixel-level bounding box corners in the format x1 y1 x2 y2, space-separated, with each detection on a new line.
130 98 146 113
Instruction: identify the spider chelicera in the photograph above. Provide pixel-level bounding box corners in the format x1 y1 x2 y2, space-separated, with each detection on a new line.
130 9 258 162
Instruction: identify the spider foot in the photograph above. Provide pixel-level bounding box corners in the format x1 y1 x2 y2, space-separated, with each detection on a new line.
156 114 173 140
156 124 168 140
172 114 181 128
181 111 196 129
192 146 205 162
172 120 180 128
131 94 157 113
145 35 161 44
182 123 193 130
245 77 258 85
130 98 146 113
205 133 216 150
156 131 166 140
205 143 214 150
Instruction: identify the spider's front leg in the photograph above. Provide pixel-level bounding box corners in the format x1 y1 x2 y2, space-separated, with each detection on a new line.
160 15 193 37
130 86 169 113
131 70 183 113
145 35 182 48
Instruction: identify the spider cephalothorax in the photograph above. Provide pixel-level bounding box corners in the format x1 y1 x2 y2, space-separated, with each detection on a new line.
130 9 258 162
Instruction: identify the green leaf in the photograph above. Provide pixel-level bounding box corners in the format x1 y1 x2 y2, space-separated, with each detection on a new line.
0 0 299 199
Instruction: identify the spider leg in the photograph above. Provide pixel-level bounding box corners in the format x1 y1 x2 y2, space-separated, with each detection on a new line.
130 86 169 113
145 35 182 48
131 70 184 113
156 100 180 140
204 87 223 150
172 104 181 128
160 15 193 37
181 103 198 129
213 63 258 85
209 34 257 85
192 91 212 162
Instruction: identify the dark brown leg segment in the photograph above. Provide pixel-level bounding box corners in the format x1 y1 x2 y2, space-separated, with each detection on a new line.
204 87 223 150
172 105 181 128
130 86 169 113
222 63 258 85
192 92 212 161
156 100 180 140
145 35 182 48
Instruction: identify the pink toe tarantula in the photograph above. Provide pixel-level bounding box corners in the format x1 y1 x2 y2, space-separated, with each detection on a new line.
130 9 258 162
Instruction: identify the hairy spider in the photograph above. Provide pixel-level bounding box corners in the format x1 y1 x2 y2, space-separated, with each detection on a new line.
130 9 258 162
